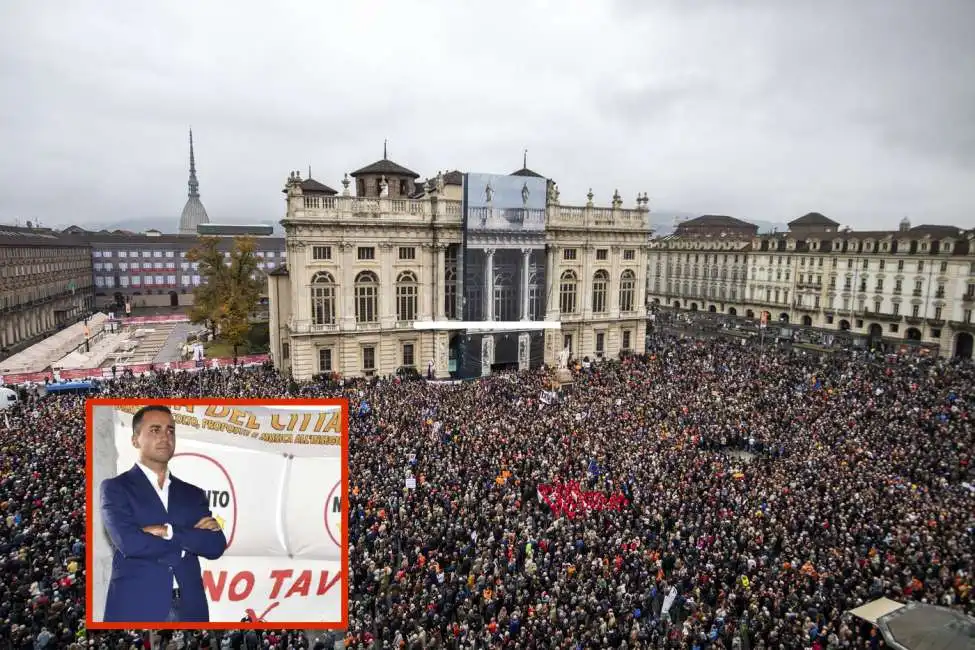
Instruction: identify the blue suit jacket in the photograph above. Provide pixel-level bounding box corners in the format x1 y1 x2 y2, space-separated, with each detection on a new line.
100 465 227 623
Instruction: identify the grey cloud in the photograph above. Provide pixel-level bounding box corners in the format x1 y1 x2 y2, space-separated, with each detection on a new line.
0 0 972 230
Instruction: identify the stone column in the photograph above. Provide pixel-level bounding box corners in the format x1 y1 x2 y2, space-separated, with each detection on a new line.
484 248 495 322
436 244 447 321
545 244 559 320
610 245 622 318
340 242 356 330
288 241 307 325
582 244 594 321
379 242 395 328
520 248 532 321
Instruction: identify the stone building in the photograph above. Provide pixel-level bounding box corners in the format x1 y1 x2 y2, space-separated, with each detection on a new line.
61 130 286 310
268 155 651 379
646 212 975 358
0 224 94 356
61 227 286 310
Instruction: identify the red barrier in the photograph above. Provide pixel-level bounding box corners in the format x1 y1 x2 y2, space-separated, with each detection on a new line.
119 314 191 325
1 354 269 386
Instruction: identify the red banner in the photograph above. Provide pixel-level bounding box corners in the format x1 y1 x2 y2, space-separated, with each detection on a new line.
537 480 629 520
1 354 269 386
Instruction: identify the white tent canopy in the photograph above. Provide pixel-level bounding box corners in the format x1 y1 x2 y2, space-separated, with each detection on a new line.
850 598 975 650
0 313 108 374
849 597 906 624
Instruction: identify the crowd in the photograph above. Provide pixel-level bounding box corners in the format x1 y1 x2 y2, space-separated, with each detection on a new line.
1 333 972 649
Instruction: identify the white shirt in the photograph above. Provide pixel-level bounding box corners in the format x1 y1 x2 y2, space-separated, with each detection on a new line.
136 462 184 589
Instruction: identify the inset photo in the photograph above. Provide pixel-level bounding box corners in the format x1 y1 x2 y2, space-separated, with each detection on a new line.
85 398 348 631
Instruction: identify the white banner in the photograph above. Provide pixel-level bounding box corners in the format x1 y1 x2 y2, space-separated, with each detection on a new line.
104 403 345 624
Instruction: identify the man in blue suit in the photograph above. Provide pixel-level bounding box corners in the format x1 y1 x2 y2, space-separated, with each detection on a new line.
100 404 227 623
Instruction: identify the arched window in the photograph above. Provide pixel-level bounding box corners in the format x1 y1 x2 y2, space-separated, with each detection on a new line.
592 270 609 314
528 272 541 321
444 268 457 319
494 272 517 321
355 271 379 324
619 270 635 313
559 270 577 315
396 271 418 322
310 271 336 326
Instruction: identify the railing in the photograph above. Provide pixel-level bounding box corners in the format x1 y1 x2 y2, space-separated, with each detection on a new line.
0 353 270 386
294 194 649 231
297 196 461 221
467 206 546 230
549 205 646 230
288 319 340 334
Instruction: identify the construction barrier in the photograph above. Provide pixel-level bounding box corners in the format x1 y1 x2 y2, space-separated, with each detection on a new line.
0 354 270 386
118 314 192 325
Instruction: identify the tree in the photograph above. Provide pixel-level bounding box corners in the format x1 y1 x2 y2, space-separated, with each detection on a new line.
187 236 263 360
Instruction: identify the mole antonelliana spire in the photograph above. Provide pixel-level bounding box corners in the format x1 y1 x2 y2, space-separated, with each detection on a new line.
178 128 210 234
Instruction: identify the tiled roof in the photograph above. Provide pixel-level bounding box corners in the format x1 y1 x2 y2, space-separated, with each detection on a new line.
510 167 545 178
350 158 420 178
788 212 839 227
679 215 756 229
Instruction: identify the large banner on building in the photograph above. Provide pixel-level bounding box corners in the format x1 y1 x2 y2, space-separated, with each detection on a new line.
88 400 347 627
464 172 547 233
454 172 549 377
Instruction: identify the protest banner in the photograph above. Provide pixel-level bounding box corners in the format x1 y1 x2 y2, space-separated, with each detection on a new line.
85 398 348 631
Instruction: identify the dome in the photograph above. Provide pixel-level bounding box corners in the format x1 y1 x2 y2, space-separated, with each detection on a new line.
179 196 209 234
177 129 210 235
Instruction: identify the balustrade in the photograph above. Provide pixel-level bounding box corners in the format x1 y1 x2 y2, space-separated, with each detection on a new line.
293 193 646 230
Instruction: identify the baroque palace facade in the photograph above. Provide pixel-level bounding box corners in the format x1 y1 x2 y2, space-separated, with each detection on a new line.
268 155 651 379
646 212 975 358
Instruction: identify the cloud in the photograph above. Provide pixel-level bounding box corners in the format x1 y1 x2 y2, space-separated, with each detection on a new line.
0 0 972 231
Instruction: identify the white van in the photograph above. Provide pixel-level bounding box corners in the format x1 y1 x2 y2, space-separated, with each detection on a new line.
0 387 18 411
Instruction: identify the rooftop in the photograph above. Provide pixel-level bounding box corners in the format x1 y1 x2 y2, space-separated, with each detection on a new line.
350 156 420 179
788 212 840 228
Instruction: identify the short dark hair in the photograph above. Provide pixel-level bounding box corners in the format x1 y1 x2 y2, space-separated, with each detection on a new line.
132 405 174 436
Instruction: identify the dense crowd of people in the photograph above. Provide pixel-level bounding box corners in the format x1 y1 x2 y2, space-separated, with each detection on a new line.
1 332 972 648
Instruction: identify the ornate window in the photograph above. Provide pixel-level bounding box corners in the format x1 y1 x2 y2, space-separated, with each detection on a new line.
310 271 336 325
559 270 577 315
355 271 379 324
396 271 418 322
444 268 457 319
592 270 609 314
494 272 517 321
528 272 541 321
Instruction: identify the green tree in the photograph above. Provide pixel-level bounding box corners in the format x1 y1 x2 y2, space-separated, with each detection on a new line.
187 236 263 359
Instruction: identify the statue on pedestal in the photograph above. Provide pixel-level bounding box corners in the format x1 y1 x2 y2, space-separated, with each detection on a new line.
521 182 530 206
485 181 494 203
557 346 570 369
379 175 389 197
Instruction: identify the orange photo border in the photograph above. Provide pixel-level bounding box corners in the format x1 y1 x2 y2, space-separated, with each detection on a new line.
84 398 350 631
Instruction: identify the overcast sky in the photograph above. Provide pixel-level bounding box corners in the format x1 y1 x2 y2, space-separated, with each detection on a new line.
1 0 972 231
